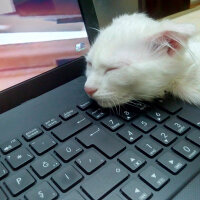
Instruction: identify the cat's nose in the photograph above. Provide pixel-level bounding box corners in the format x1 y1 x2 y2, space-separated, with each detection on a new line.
84 87 98 96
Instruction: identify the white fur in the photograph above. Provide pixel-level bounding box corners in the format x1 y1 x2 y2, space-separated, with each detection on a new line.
85 13 200 108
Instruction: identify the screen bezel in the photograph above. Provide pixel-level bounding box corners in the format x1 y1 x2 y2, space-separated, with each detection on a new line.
0 0 99 114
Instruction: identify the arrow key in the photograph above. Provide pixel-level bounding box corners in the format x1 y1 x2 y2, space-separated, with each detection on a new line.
118 151 146 172
157 152 186 174
139 166 169 190
121 180 152 200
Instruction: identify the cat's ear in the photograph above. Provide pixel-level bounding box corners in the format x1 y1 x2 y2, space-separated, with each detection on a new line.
148 22 196 56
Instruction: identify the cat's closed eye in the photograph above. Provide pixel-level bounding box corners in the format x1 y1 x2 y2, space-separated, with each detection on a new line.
105 67 118 74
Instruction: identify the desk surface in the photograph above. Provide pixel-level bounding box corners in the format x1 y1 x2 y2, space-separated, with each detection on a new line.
167 6 200 31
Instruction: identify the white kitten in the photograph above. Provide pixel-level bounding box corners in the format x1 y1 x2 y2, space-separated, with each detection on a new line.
84 13 200 108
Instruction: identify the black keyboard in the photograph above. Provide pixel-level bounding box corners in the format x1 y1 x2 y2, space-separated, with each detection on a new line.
0 94 200 200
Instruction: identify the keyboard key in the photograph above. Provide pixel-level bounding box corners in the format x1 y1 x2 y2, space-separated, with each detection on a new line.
31 154 60 178
5 169 35 196
52 165 83 192
52 114 92 141
151 128 177 146
186 130 200 146
60 108 78 120
77 100 93 110
0 188 7 200
30 135 57 155
157 98 182 114
87 107 108 120
55 140 83 162
0 138 21 154
147 108 169 123
0 162 8 180
118 151 146 172
81 163 128 200
172 140 200 160
128 100 149 111
101 116 124 131
165 118 190 135
157 152 186 174
132 117 156 133
63 191 85 200
6 148 34 170
76 150 105 174
136 138 162 158
23 128 43 141
117 109 137 121
25 182 58 200
139 166 169 190
104 194 123 200
121 180 152 200
178 108 200 128
42 118 61 130
117 126 142 144
77 125 125 158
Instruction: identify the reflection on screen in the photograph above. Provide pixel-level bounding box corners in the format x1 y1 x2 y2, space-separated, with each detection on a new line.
0 0 90 91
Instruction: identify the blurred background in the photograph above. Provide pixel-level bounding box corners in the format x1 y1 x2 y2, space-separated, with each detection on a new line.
0 0 199 91
0 0 89 91
93 0 200 27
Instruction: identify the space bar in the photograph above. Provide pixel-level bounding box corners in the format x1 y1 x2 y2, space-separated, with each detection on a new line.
172 172 200 200
81 163 129 200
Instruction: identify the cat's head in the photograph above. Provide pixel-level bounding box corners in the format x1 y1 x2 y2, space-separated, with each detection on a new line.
84 13 195 107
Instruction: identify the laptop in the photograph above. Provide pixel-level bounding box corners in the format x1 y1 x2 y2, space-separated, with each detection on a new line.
0 0 200 200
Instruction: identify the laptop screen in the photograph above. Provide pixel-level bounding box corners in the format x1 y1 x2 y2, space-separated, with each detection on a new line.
0 0 90 91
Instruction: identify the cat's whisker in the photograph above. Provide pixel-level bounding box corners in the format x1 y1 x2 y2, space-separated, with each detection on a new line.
115 99 120 115
95 94 115 100
114 96 119 111
89 26 100 33
97 92 115 97
112 95 132 106
110 101 115 113
107 99 115 113
170 36 199 68
113 96 121 115
110 100 115 114
110 97 117 114
125 101 140 107
111 98 117 114
114 96 121 115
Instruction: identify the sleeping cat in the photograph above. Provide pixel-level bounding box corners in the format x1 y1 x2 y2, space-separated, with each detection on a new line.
84 13 200 108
